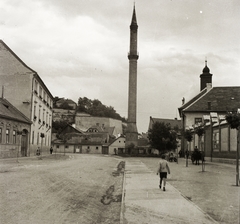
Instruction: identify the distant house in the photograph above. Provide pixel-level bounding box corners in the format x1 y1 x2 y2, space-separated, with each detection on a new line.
51 124 110 154
75 112 123 137
0 98 31 158
0 40 54 155
178 62 240 159
55 98 77 110
148 117 182 131
108 136 126 155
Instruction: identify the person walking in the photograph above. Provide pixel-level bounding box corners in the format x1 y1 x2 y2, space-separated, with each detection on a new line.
157 154 171 191
50 146 53 154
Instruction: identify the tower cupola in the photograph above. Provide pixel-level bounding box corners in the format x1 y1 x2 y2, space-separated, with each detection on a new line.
200 60 213 91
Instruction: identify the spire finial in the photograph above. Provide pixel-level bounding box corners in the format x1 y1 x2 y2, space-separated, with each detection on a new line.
205 57 207 66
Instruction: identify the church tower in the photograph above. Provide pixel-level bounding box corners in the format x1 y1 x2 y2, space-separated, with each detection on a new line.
125 6 139 147
200 60 212 91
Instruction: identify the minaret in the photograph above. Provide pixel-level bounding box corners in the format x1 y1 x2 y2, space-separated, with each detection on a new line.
125 6 139 148
200 60 213 91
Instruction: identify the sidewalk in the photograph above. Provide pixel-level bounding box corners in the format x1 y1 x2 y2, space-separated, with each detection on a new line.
121 160 218 224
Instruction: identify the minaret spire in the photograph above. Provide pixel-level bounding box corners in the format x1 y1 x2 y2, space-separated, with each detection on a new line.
131 4 137 26
126 5 139 148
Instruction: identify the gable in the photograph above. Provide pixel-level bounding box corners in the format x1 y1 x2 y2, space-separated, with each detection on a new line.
0 40 36 76
109 137 126 147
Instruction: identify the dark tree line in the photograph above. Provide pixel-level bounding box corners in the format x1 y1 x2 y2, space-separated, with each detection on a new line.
77 97 126 122
52 96 127 134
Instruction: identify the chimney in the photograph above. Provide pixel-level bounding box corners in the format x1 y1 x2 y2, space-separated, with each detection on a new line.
182 97 185 105
206 83 212 92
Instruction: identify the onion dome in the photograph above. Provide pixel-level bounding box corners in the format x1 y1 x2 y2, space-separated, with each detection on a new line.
202 60 210 73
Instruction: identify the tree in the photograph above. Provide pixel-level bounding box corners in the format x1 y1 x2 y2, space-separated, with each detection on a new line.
52 120 69 134
225 111 240 186
183 129 193 167
77 96 126 122
148 122 177 152
184 129 193 149
195 125 205 150
60 102 73 110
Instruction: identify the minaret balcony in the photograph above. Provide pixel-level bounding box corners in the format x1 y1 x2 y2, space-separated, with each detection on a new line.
128 52 139 60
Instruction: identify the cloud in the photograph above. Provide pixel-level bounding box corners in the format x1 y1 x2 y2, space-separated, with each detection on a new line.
0 0 240 133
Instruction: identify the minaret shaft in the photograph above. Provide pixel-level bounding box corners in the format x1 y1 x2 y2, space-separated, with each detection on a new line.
126 6 139 147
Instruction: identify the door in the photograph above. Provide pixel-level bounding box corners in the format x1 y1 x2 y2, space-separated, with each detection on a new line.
21 129 28 157
102 146 108 154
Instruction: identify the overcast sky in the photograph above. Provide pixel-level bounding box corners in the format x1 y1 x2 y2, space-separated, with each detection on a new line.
0 0 239 133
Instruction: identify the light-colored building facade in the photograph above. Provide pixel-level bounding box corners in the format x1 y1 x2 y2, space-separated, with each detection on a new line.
0 98 31 158
108 136 126 155
178 62 240 159
0 40 54 155
75 112 123 137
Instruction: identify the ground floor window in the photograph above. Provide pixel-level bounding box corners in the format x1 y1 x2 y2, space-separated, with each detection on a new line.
213 130 219 151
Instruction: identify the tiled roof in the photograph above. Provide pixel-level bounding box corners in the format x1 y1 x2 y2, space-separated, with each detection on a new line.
150 117 182 129
178 89 207 112
183 87 240 112
0 98 31 124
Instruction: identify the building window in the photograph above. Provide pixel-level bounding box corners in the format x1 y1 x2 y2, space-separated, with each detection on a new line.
0 128 2 143
13 130 16 144
96 147 98 150
65 145 68 148
208 102 211 110
34 80 38 94
39 107 41 121
87 146 90 149
39 86 42 99
56 145 59 148
6 129 9 143
37 132 39 145
195 118 202 124
213 130 219 151
33 105 37 120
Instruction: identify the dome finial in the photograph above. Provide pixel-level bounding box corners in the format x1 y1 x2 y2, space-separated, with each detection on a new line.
203 59 210 73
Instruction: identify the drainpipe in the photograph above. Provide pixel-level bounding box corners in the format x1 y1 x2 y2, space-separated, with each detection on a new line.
236 128 240 186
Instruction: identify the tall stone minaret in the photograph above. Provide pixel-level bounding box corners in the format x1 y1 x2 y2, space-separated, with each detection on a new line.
125 6 139 148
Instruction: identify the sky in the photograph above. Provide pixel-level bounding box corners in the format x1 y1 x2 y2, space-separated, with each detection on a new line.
0 0 240 133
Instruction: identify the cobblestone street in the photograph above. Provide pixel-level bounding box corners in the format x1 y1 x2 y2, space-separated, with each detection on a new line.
1 155 239 224
0 154 124 224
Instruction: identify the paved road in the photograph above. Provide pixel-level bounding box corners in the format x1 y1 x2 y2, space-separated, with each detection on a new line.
122 160 218 224
0 154 124 224
124 157 240 224
1 155 239 224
